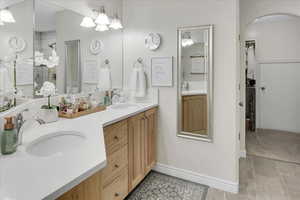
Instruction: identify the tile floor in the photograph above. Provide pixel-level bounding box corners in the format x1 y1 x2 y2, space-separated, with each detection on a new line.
247 129 300 164
206 130 300 200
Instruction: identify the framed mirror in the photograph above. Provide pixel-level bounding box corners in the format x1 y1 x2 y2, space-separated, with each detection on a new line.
177 25 214 142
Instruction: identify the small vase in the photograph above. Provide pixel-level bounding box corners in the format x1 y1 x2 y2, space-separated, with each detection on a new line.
39 108 59 123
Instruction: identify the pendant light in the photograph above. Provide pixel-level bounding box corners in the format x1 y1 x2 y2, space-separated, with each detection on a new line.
109 14 123 30
95 24 109 32
80 16 96 28
95 6 110 25
0 9 16 23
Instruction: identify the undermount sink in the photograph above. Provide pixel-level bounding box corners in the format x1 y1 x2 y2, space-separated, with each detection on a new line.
109 103 139 110
26 131 86 157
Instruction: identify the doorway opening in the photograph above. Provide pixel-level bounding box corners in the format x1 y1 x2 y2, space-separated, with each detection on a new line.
243 14 300 164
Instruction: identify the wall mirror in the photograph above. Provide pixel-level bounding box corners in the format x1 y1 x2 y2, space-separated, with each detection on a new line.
0 0 34 107
0 0 124 112
177 25 214 142
34 0 124 96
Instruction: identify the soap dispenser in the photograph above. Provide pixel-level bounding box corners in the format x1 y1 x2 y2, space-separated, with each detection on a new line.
1 117 17 155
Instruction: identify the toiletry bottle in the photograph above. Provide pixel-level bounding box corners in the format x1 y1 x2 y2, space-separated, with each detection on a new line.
104 91 111 106
1 117 17 155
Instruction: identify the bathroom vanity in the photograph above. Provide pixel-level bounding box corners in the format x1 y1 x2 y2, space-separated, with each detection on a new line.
57 107 157 200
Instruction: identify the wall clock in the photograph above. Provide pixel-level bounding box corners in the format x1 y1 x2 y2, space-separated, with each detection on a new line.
89 39 104 55
8 36 27 53
145 33 161 51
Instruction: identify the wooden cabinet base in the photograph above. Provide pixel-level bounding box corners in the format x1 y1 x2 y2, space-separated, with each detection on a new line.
56 107 158 200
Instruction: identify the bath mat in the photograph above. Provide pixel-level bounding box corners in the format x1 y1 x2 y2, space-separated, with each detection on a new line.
126 171 208 200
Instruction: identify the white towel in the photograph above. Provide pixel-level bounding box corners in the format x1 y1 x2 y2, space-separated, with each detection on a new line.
130 67 147 98
0 65 14 96
97 67 112 91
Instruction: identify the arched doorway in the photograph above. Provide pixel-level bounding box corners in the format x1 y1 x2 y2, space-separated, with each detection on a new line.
242 13 300 163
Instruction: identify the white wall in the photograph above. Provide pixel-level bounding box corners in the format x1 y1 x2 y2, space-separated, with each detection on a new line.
245 15 300 62
239 0 300 153
123 0 240 192
55 3 123 93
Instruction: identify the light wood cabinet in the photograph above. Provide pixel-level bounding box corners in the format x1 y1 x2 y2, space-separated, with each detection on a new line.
57 107 158 200
57 171 102 200
144 108 157 175
182 95 207 134
128 112 146 191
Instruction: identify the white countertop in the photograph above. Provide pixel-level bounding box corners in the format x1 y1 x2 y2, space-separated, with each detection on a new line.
0 102 158 200
181 90 207 96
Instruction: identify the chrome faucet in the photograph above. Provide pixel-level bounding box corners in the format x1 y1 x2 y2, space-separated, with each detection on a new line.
16 109 45 145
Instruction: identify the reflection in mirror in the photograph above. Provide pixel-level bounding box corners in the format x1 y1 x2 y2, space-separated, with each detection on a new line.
65 40 81 93
178 25 213 142
0 0 34 111
34 0 124 96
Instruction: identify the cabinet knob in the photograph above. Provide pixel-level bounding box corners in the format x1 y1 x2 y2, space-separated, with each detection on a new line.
115 193 119 197
114 136 119 140
114 164 119 168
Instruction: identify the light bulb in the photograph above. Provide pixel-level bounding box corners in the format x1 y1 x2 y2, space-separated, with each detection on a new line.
95 24 109 32
109 17 123 30
0 9 16 23
0 19 4 26
80 16 96 28
95 6 110 25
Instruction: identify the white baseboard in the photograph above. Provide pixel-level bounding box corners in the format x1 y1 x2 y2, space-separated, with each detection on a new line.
153 163 239 194
240 149 247 158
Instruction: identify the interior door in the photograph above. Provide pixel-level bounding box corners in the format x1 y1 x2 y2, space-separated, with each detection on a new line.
259 63 300 133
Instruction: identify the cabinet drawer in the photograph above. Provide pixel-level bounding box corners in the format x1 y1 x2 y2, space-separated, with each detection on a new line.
104 120 128 154
102 168 128 200
102 145 128 186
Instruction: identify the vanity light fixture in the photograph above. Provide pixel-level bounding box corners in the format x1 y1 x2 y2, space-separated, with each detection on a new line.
95 24 109 32
0 8 16 23
80 16 96 28
95 6 110 25
182 32 194 47
109 14 123 30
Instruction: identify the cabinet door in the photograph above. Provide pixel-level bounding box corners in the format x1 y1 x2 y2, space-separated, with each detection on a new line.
56 171 102 200
144 108 157 175
128 113 146 191
182 95 207 134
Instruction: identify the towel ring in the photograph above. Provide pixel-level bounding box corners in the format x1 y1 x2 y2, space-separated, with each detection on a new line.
133 57 144 69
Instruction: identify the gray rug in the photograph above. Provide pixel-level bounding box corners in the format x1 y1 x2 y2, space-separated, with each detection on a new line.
126 172 208 200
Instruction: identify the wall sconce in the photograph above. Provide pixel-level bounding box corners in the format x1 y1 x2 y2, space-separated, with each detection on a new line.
109 14 123 30
80 6 123 32
80 16 96 28
182 32 194 47
95 24 109 32
95 6 110 25
0 8 16 23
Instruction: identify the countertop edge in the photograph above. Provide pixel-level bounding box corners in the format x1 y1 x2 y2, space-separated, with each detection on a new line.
102 104 159 127
44 160 107 200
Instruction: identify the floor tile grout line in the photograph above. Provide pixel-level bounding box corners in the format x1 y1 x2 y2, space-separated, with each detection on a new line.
247 154 300 166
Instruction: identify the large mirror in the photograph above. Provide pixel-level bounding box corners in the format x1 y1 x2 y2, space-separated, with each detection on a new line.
0 0 34 108
178 25 214 142
0 0 124 112
34 0 124 96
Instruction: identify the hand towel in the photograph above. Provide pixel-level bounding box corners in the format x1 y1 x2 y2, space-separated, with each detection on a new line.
130 67 147 98
97 67 112 91
0 65 14 96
